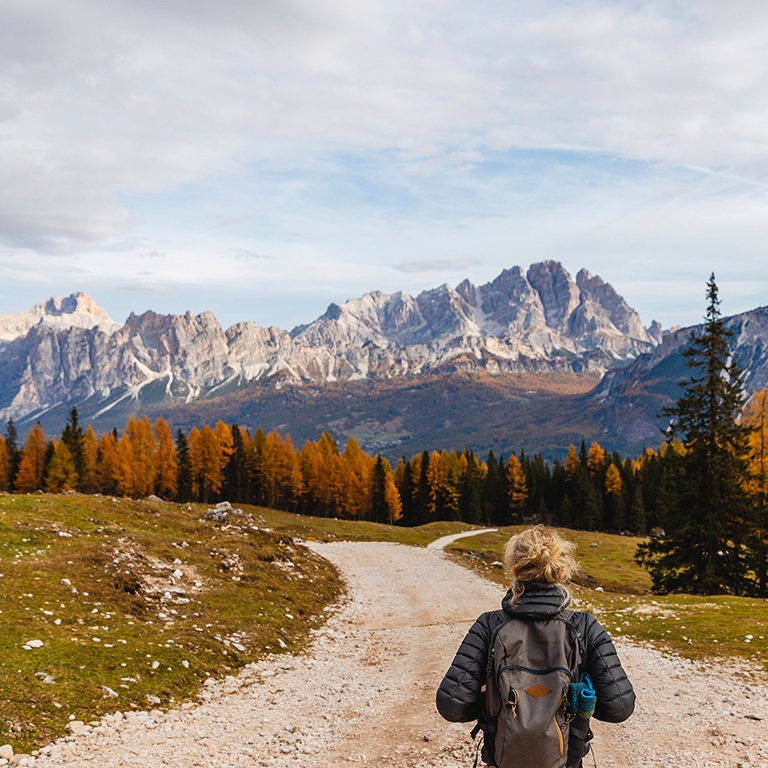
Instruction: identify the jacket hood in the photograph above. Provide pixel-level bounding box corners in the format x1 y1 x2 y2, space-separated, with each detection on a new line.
501 581 571 619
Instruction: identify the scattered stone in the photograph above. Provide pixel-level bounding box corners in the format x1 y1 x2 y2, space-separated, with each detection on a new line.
64 721 87 736
22 639 44 650
201 501 245 523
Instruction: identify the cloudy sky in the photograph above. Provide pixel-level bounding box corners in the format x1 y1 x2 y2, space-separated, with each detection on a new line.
1 0 768 331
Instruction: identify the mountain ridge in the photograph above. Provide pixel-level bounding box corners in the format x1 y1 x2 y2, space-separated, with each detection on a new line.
0 261 660 428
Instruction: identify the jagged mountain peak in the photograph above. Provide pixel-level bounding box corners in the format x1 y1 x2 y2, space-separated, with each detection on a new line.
0 292 120 342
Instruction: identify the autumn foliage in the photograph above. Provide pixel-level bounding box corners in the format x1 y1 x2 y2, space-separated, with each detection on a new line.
0 408 663 531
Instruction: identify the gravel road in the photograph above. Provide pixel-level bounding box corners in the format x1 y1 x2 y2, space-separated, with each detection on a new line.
20 537 768 768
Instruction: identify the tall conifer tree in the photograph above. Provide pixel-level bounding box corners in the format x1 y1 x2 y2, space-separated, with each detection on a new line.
61 406 85 489
175 429 194 502
5 419 20 490
637 275 754 595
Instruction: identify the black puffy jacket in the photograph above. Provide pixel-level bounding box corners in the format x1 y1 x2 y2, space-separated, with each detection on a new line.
436 582 635 729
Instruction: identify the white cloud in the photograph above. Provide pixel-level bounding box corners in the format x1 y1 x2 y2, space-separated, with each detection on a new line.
2 1 768 328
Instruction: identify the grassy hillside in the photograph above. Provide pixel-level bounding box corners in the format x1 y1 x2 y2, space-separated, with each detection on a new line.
0 493 342 751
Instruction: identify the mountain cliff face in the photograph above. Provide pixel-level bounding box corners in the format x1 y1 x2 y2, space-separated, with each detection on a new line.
0 261 659 427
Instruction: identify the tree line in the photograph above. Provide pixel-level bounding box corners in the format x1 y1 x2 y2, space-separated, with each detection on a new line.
1 398 765 585
0 409 721 533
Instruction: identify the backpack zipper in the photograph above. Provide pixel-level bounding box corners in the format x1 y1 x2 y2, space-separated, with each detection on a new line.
553 714 565 755
498 663 572 676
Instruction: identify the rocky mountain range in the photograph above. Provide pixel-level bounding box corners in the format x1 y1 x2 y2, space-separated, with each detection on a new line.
3 260 765 459
0 261 660 429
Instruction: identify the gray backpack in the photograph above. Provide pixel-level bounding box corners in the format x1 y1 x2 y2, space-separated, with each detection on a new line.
477 610 584 768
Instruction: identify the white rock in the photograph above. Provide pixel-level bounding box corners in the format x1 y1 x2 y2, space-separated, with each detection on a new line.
64 721 87 736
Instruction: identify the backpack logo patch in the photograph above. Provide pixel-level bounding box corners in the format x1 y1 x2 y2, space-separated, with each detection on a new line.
525 684 552 699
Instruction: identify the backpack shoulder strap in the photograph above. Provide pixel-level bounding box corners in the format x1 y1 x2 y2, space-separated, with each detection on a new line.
485 610 513 675
560 608 586 676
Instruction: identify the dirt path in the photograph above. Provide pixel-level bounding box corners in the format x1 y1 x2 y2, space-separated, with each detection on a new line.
29 540 767 768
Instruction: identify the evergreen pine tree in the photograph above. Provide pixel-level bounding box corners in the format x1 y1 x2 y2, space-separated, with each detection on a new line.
396 458 415 526
370 455 390 524
5 419 20 490
481 451 502 525
175 429 194 503
637 275 754 595
0 435 8 492
223 424 250 503
61 406 85 489
458 451 483 524
629 484 647 534
413 450 431 526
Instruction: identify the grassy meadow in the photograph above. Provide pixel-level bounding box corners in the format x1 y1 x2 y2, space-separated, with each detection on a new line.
1 493 766 753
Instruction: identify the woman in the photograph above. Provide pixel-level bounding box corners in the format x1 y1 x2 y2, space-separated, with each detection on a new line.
436 526 635 768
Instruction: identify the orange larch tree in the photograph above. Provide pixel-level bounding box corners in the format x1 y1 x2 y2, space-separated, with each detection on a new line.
741 387 768 596
115 416 157 497
81 426 99 493
341 437 372 519
506 453 529 523
15 422 48 493
0 435 8 492
96 432 120 495
189 425 226 502
565 444 579 480
587 441 606 476
153 417 178 499
44 440 78 493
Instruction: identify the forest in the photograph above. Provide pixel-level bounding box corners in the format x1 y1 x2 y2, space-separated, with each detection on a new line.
0 408 734 531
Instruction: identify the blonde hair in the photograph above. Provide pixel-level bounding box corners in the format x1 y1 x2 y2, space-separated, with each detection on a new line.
503 526 578 604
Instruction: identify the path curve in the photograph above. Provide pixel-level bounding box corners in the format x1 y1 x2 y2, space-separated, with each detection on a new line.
30 540 767 768
426 528 498 550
